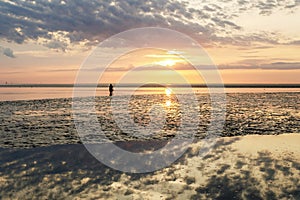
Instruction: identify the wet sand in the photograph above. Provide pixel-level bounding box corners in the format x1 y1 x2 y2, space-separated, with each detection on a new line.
0 134 299 199
0 93 299 148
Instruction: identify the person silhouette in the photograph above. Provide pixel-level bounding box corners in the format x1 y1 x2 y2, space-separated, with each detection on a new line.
109 84 114 96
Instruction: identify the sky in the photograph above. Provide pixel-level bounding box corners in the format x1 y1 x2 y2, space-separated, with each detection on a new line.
0 0 300 84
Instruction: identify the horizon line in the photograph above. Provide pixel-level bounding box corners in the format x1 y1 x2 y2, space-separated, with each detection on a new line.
1 83 300 88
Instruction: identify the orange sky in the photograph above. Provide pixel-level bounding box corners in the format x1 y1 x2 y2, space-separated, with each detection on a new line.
1 43 299 84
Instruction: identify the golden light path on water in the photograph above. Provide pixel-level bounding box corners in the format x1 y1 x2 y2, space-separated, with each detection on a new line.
165 100 171 107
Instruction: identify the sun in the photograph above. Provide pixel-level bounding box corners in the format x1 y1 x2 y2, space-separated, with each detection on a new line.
155 59 177 67
165 88 172 96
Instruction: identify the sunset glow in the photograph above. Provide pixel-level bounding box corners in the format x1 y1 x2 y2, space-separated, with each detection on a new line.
155 59 178 67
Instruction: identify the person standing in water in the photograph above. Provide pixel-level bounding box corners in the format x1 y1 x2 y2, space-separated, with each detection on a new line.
109 84 114 96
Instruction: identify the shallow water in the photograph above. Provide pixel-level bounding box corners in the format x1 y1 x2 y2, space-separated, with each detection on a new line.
0 92 299 148
1 86 300 101
1 135 299 199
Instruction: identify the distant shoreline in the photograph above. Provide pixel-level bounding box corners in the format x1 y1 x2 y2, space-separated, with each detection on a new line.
0 83 300 88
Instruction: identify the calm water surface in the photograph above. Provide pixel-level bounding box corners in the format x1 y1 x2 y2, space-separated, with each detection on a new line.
0 87 300 101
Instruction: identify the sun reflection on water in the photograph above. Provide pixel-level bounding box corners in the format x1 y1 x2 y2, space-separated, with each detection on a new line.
165 100 171 107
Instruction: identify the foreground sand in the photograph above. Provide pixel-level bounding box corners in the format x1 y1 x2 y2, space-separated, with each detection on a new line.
0 133 299 199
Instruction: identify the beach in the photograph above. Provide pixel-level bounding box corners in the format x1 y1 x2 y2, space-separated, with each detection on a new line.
2 0 300 198
0 134 299 199
0 89 299 199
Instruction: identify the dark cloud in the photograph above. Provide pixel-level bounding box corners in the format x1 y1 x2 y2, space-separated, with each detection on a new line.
257 0 278 15
211 17 241 30
0 0 216 48
44 40 68 52
265 62 300 70
219 62 300 70
0 0 299 51
288 40 300 45
0 46 16 58
203 5 216 12
236 0 299 14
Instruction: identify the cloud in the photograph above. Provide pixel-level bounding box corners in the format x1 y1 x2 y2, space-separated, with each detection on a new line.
140 61 300 71
211 17 241 30
9 60 300 74
262 62 300 70
0 0 214 48
218 61 300 70
44 40 68 52
288 40 300 45
236 0 299 14
0 46 16 58
0 0 299 51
